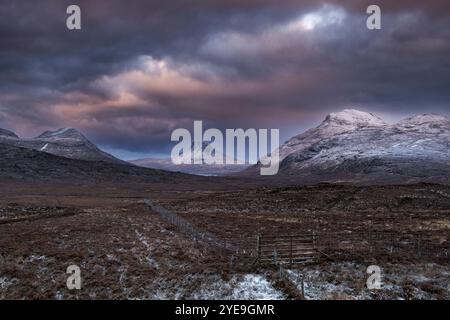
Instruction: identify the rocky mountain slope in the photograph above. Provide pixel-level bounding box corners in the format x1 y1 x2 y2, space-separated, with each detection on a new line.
0 128 122 163
246 109 450 185
0 128 19 138
0 143 190 182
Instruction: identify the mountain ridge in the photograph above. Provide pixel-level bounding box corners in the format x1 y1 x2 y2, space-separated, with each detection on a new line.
2 109 450 184
0 127 123 164
246 109 450 184
0 142 193 182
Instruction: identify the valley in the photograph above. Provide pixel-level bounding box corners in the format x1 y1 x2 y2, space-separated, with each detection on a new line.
0 110 449 300
0 181 448 299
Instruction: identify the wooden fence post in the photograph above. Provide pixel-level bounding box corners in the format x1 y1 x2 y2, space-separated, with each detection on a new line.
256 235 261 261
390 232 394 255
313 232 317 250
417 234 422 258
299 274 305 298
289 236 293 268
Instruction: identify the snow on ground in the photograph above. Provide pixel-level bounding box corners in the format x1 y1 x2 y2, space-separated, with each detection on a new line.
287 262 450 300
0 276 18 299
230 274 284 300
166 274 285 300
0 277 11 289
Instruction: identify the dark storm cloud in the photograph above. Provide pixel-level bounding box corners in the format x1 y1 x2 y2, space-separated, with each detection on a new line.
0 0 449 155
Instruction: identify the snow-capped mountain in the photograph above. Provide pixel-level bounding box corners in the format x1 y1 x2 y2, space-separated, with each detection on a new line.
277 109 388 162
247 109 450 184
131 141 249 176
130 158 249 176
0 128 19 138
0 127 122 163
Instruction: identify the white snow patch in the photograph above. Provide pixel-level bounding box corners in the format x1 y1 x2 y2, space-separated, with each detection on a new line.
230 274 284 300
0 277 15 290
411 138 432 148
55 291 64 300
27 255 47 262
40 143 49 151
133 228 159 269
326 109 387 127
190 274 284 300
49 128 71 137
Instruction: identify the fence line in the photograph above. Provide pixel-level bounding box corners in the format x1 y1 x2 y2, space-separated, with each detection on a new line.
144 199 252 257
316 231 449 260
144 199 448 264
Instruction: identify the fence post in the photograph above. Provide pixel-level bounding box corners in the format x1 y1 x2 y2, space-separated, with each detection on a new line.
299 274 305 298
256 235 261 261
313 232 317 251
290 236 293 268
417 234 422 258
278 264 285 279
311 232 317 263
390 232 394 255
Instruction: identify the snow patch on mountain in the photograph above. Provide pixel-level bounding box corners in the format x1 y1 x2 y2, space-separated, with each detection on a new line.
0 127 122 163
399 113 450 125
0 128 19 138
322 109 387 128
246 109 450 184
38 128 73 138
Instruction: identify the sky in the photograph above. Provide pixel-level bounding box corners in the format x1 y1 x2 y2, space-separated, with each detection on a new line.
0 0 449 159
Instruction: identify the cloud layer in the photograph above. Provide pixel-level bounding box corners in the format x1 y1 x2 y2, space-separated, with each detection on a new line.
0 0 449 157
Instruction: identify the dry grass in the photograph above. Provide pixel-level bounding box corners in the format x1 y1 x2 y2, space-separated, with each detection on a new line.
0 182 448 299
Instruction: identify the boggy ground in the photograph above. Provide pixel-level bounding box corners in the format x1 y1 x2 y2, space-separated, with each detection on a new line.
162 183 450 256
0 181 448 299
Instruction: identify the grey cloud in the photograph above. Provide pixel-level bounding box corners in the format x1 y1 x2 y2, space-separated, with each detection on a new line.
0 0 449 154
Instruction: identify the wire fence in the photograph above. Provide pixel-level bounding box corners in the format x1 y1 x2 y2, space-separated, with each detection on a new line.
145 199 449 265
317 230 449 261
144 199 250 257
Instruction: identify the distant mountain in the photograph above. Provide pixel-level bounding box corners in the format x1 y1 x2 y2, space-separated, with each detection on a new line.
130 158 249 176
245 109 450 185
130 141 249 176
0 127 122 163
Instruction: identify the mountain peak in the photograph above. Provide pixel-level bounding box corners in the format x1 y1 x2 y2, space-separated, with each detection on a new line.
322 109 387 128
0 128 19 138
251 109 450 184
36 128 86 140
1 127 123 164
